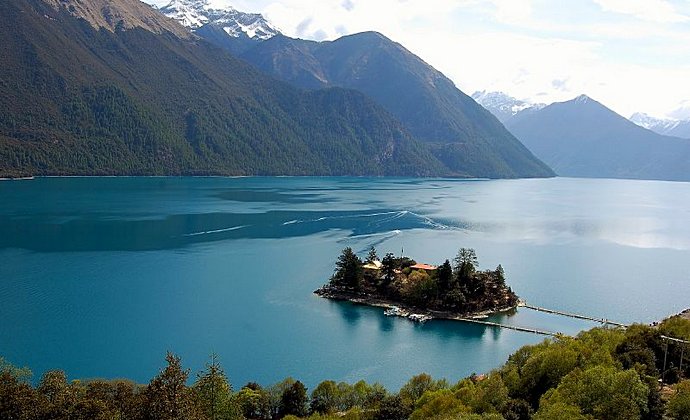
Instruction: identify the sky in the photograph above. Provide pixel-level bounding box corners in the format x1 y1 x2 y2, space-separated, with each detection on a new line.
147 0 690 120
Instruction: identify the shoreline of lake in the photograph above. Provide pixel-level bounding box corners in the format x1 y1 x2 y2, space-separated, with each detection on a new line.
314 286 518 323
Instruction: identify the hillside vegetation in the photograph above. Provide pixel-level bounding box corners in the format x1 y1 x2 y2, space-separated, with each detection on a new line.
0 0 446 177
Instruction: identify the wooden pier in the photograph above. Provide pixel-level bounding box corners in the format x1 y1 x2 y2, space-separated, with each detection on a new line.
518 302 628 328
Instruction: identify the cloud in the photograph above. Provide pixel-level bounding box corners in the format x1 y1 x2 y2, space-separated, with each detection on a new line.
341 0 354 11
489 0 532 25
669 101 690 120
295 17 313 37
551 79 568 91
593 0 689 23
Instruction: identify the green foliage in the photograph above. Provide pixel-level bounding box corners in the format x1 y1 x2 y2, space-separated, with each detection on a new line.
660 316 690 340
532 401 589 420
667 380 690 420
194 353 239 420
279 380 308 418
331 247 364 290
326 247 518 316
374 395 411 420
401 270 437 307
538 365 649 420
143 352 203 420
410 389 469 420
454 248 478 280
380 253 397 287
399 373 447 407
237 384 271 419
0 370 40 420
0 357 31 384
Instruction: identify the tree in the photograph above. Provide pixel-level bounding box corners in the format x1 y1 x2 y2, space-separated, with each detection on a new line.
0 370 40 420
331 247 364 290
194 353 237 420
410 389 469 420
36 370 75 419
381 253 397 287
310 380 339 414
495 265 506 287
399 373 446 407
437 259 453 293
143 352 202 420
236 385 271 420
402 270 437 306
375 395 411 420
366 246 379 263
454 248 478 281
278 380 308 418
539 365 649 420
667 380 690 420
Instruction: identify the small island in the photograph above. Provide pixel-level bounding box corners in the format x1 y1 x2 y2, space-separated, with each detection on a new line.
315 247 519 322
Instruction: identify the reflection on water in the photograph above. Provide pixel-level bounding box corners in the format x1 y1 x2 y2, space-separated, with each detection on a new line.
1 176 689 389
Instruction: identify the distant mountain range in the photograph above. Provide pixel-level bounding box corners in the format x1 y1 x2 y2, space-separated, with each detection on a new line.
629 113 690 139
471 91 545 125
505 95 690 181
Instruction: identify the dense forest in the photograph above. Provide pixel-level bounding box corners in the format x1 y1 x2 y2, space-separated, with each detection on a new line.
2 316 690 419
317 247 518 315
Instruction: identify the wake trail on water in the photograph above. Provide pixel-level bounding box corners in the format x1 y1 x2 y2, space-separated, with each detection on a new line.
182 225 248 237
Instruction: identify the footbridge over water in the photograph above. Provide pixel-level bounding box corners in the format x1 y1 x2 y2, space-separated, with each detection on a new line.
453 301 629 338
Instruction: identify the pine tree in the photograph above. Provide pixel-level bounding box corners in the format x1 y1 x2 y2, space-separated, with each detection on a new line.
143 352 202 420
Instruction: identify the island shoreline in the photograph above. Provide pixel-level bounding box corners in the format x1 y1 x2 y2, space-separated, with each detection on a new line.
314 286 518 322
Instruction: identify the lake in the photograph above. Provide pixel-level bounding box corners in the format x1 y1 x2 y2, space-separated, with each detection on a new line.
1 176 689 390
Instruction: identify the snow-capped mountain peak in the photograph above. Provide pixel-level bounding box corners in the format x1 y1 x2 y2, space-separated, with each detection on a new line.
158 0 280 40
574 94 591 104
628 112 690 138
471 91 545 125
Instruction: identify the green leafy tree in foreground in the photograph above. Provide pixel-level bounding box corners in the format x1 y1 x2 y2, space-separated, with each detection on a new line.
667 380 690 420
537 365 648 420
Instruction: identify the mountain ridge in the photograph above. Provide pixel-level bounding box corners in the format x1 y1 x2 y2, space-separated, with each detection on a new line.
238 31 554 178
630 112 690 139
506 95 690 181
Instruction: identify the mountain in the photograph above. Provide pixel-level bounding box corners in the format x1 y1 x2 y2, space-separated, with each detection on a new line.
238 32 554 178
0 0 449 177
158 0 279 54
471 91 544 125
506 95 690 181
630 112 690 139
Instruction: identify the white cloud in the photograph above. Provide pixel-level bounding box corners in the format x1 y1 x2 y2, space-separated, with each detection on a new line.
593 0 689 23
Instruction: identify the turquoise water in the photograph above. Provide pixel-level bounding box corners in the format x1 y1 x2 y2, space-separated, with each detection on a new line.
1 177 689 389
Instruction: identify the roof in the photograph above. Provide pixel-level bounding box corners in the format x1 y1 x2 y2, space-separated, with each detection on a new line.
410 263 437 271
363 260 383 270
